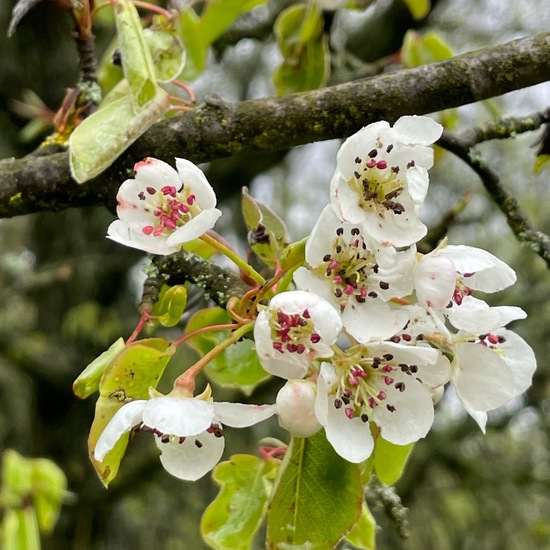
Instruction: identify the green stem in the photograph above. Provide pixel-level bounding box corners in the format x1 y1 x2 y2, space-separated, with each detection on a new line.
200 233 266 285
174 321 255 389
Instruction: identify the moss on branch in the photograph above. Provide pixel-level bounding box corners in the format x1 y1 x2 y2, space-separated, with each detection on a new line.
1 32 549 219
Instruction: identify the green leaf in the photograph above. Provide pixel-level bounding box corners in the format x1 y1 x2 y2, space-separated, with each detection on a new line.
69 83 170 183
402 0 430 20
241 188 289 266
199 0 266 46
373 438 414 486
73 337 126 399
177 8 208 81
114 0 158 108
345 502 377 550
266 431 363 549
151 285 188 327
29 459 67 534
1 508 40 550
143 27 186 83
201 454 278 550
273 4 329 94
401 30 453 68
88 338 175 486
185 308 270 395
279 237 307 271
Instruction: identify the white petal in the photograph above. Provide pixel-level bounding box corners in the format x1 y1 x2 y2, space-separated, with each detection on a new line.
94 400 146 461
155 431 224 481
453 342 516 411
464 406 488 433
330 172 366 224
142 397 214 437
175 158 217 209
362 209 427 248
134 158 181 190
106 220 180 255
165 208 222 246
415 253 457 309
304 205 342 265
366 341 439 366
292 268 339 309
404 166 430 204
439 245 516 292
416 351 452 390
324 404 374 463
498 329 537 394
212 402 275 427
392 115 443 145
372 377 434 445
342 299 409 342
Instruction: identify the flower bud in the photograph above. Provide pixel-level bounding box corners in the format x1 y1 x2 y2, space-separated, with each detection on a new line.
276 380 322 438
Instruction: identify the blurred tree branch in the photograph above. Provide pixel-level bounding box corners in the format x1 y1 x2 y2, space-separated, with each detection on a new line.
0 31 549 220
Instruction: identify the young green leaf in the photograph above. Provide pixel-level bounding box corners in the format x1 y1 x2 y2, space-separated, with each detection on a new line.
201 454 278 550
241 188 289 266
266 431 363 549
143 27 186 83
402 0 430 20
88 338 175 486
176 8 208 81
345 502 377 550
29 459 67 534
273 4 329 94
114 0 158 108
151 285 188 327
69 84 170 183
73 337 126 399
373 437 414 486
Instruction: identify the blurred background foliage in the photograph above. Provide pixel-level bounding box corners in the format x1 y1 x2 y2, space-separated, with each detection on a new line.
0 0 549 548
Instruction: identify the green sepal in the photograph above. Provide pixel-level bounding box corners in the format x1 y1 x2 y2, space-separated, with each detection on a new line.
242 187 289 266
114 0 158 109
69 84 170 183
151 285 188 327
345 502 377 550
1 508 40 550
201 454 278 550
373 437 414 486
185 308 270 395
88 338 175 486
266 431 363 549
73 337 126 399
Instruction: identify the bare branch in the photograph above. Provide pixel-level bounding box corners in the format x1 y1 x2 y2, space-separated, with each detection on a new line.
1 32 549 219
438 131 550 267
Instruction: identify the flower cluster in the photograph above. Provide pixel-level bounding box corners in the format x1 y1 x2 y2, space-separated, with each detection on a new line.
99 116 536 481
258 116 536 462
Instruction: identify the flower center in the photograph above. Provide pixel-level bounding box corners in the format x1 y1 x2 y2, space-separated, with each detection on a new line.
332 348 421 420
314 226 389 303
141 421 224 446
269 308 321 355
137 185 200 237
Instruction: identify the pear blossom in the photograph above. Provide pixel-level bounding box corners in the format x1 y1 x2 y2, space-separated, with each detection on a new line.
94 393 275 481
314 342 446 463
415 243 517 311
254 290 342 379
330 115 443 247
294 205 414 342
107 157 222 255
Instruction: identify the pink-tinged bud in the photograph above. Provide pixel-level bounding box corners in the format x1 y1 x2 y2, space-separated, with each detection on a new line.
276 381 322 438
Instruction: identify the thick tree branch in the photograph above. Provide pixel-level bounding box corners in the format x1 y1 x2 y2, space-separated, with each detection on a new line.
1 32 549 218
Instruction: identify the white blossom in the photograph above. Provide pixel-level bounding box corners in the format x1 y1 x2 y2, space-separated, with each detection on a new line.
313 342 446 463
254 290 342 379
107 157 222 255
330 116 442 247
294 205 413 342
94 394 274 481
275 380 322 438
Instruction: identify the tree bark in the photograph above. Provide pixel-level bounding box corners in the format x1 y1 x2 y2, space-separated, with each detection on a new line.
1 31 549 218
